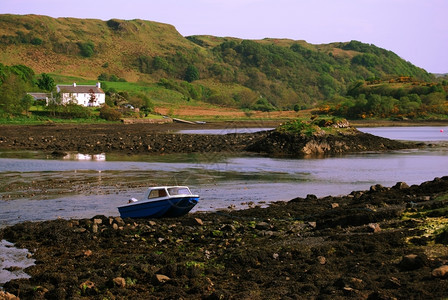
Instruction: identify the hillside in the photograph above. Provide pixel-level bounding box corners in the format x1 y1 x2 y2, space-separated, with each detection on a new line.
0 14 436 112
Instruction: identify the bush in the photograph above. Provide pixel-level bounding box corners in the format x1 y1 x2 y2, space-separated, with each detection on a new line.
62 104 91 119
99 105 122 121
184 65 199 82
78 41 95 57
31 37 43 45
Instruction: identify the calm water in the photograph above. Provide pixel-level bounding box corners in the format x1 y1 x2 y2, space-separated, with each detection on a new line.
359 126 448 142
1 126 448 227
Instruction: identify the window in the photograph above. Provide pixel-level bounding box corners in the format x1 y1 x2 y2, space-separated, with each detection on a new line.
148 189 167 199
167 187 191 196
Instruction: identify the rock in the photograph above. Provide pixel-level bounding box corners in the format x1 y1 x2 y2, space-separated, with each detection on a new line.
367 223 381 233
80 280 95 290
306 194 318 201
148 220 157 226
370 184 385 192
317 256 326 265
432 265 448 278
350 191 364 199
73 228 87 233
393 182 409 190
386 277 401 288
154 274 171 284
399 254 426 270
255 222 271 230
93 218 102 225
193 218 204 226
112 223 119 230
308 222 317 228
331 203 339 209
0 291 19 300
113 277 126 287
114 217 125 226
350 277 364 289
221 224 236 232
184 218 203 226
84 250 93 257
92 224 98 233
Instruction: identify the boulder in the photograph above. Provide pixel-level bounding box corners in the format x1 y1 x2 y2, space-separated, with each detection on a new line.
398 254 426 270
432 265 448 278
113 277 126 287
393 182 409 190
0 291 19 300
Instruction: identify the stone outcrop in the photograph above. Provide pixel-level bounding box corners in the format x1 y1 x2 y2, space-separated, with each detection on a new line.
245 128 414 157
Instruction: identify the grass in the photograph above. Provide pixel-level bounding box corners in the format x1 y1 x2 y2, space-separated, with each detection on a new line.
276 116 350 136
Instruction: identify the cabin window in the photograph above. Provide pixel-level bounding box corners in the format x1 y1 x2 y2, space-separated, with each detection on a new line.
167 187 191 196
148 189 167 199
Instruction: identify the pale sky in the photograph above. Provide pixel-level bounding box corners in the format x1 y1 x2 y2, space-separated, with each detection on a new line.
1 0 447 73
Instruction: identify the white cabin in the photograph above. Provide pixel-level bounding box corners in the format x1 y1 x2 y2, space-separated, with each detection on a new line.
56 82 105 107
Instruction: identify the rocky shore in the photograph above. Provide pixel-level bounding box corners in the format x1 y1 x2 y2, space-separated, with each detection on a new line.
0 122 415 157
1 176 448 299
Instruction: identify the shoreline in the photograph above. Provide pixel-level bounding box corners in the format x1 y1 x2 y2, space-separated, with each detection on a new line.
1 176 448 298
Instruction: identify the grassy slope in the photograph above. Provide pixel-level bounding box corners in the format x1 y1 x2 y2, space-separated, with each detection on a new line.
0 14 437 122
0 14 196 79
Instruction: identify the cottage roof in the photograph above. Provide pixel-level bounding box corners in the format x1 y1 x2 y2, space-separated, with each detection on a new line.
57 85 104 94
27 92 50 100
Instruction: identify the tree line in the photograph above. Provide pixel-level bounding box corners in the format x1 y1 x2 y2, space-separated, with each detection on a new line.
135 38 434 112
318 79 448 119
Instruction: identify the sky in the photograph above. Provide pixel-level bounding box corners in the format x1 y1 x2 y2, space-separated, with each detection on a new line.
1 0 447 73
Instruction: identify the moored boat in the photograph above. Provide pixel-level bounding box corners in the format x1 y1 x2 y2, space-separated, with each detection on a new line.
118 186 199 218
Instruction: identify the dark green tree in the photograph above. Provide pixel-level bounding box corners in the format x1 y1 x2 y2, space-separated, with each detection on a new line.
21 93 34 114
37 73 55 92
184 65 199 82
0 74 26 114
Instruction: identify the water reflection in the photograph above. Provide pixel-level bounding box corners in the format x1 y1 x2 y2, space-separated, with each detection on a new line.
63 153 106 161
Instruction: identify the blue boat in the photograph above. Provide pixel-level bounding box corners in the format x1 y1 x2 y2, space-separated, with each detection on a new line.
118 186 199 218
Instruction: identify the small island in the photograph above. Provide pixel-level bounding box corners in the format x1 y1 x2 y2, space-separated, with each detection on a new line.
246 117 416 157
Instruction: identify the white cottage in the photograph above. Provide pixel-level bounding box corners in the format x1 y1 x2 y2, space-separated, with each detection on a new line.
56 82 105 107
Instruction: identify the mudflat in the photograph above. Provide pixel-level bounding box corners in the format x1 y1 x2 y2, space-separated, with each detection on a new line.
0 120 413 156
1 177 448 299
1 121 447 299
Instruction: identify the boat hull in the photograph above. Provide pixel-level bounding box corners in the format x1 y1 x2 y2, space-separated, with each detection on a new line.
118 196 199 219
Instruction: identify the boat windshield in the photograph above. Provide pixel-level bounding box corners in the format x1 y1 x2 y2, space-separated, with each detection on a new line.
167 187 191 196
148 189 168 199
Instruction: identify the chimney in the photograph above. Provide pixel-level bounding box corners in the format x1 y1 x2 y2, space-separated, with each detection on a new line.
96 82 101 88
73 82 77 87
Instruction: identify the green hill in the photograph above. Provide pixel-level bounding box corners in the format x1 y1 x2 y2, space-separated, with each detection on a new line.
0 14 436 113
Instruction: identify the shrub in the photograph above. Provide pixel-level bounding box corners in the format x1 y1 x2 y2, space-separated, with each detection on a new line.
78 41 95 57
99 105 122 121
62 104 91 119
184 65 199 82
30 37 42 45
